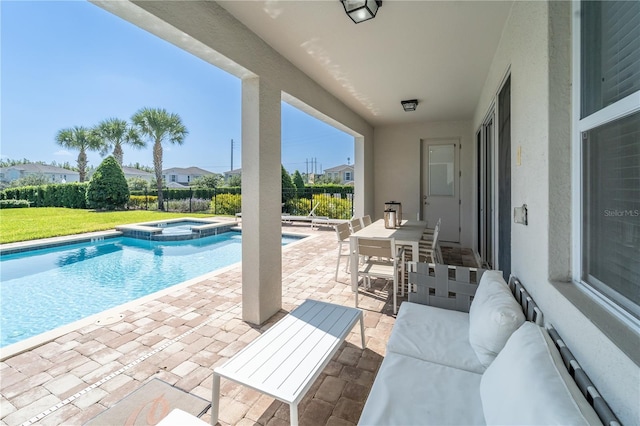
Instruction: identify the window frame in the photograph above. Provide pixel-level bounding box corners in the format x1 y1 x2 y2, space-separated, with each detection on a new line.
571 0 640 328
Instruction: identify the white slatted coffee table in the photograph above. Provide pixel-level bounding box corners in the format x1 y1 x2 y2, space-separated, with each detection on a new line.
211 299 365 426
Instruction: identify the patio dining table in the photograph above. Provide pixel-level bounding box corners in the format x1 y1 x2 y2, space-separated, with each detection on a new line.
349 219 428 308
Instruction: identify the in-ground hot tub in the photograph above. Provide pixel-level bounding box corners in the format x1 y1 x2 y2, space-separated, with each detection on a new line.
116 217 236 241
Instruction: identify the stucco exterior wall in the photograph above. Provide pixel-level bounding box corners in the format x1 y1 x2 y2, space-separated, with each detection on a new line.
472 2 639 423
373 121 473 247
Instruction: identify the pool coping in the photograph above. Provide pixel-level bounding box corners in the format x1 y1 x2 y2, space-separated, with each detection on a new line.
0 230 123 255
0 226 317 361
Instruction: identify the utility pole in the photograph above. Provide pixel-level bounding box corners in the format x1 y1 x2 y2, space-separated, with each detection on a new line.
306 158 309 183
230 139 234 171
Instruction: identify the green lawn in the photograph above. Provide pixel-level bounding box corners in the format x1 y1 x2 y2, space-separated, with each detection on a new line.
0 208 219 244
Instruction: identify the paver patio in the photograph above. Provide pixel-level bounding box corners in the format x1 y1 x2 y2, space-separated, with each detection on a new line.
0 224 476 426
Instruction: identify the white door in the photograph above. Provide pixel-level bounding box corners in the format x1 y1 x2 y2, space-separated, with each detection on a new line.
421 140 460 243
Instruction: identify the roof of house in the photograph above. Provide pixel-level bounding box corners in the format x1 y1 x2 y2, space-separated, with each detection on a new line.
122 167 154 177
162 167 214 175
224 168 242 175
5 163 79 175
324 164 354 173
166 181 190 188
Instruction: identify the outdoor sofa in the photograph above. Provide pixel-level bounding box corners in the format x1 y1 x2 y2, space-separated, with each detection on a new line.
358 264 620 425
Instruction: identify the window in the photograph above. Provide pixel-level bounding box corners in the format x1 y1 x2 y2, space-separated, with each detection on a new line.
576 0 640 320
171 175 176 182
344 171 352 181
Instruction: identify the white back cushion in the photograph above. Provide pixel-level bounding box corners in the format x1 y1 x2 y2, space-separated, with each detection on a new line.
480 322 602 425
468 271 525 367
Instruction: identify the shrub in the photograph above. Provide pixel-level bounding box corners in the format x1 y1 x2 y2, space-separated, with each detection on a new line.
282 165 295 203
166 198 211 213
286 197 312 216
9 174 50 188
313 194 352 219
0 199 30 209
127 177 150 191
213 193 241 215
86 156 129 210
284 193 352 219
127 195 158 210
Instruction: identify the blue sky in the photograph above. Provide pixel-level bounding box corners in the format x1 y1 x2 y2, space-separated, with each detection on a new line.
0 1 354 174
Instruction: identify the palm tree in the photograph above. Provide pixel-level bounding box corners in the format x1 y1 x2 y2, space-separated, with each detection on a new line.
55 126 102 182
131 108 188 210
94 118 145 167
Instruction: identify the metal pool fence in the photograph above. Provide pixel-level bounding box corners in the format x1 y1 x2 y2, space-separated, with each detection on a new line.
128 187 354 219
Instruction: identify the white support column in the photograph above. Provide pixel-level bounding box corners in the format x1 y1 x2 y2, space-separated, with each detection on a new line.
241 76 282 325
354 134 374 218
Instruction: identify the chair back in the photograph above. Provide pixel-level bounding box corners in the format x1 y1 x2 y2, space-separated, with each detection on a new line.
361 215 372 227
357 237 395 260
350 218 363 233
335 222 351 242
430 221 440 250
308 202 320 217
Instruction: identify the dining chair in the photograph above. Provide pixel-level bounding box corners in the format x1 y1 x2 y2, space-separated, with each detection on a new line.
350 217 363 233
356 237 404 314
421 217 442 241
398 218 441 290
418 220 441 263
334 222 352 280
361 215 372 228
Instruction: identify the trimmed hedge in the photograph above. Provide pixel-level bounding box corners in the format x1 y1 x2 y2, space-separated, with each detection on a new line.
0 199 30 209
0 184 353 215
1 183 89 208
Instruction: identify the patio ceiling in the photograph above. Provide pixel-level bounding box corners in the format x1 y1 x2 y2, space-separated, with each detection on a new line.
217 1 513 126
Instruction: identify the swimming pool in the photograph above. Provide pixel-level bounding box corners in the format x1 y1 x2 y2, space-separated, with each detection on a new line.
0 232 302 348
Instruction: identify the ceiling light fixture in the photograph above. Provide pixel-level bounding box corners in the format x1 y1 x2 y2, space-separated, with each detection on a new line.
341 0 382 24
401 99 419 112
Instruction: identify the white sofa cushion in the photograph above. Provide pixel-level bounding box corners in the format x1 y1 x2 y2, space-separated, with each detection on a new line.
386 302 485 373
480 322 602 425
358 352 485 426
468 271 525 367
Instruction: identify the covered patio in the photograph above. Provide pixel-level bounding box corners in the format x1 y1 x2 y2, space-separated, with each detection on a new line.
0 225 474 425
1 0 638 424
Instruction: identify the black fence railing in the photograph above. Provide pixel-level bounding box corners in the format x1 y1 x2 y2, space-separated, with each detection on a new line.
128 186 354 219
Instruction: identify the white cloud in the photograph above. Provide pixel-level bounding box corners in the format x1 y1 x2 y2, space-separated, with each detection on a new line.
54 150 73 157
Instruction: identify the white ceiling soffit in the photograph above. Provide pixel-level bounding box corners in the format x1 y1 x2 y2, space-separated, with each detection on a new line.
218 1 513 126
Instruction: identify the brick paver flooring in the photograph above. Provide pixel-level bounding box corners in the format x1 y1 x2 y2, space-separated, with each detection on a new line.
0 223 475 426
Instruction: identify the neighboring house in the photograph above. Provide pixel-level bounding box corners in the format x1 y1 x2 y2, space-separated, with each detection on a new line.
0 163 79 183
166 181 189 189
87 166 155 182
223 168 242 180
323 164 354 185
121 167 155 182
162 167 214 185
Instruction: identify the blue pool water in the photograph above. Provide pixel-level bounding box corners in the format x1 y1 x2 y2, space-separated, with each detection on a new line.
1 232 302 347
